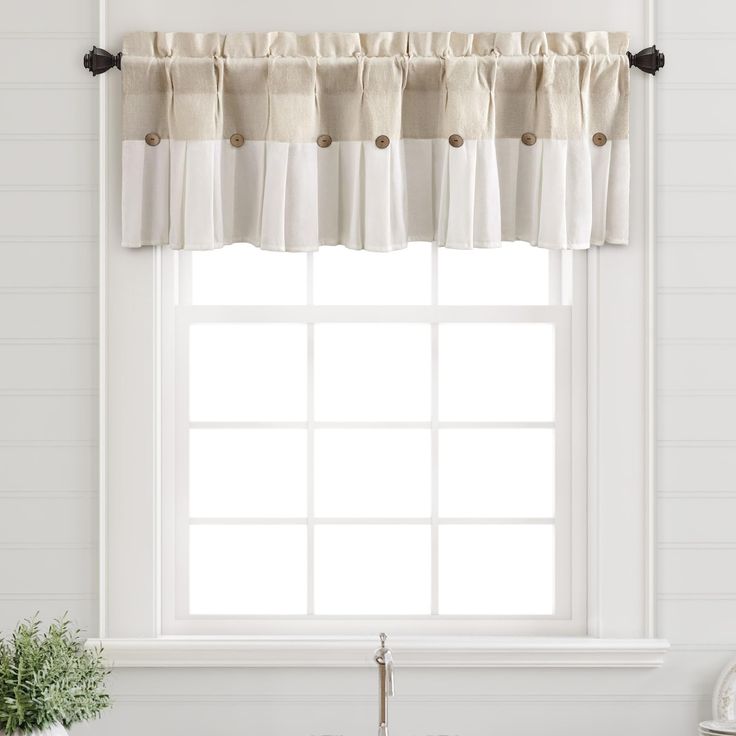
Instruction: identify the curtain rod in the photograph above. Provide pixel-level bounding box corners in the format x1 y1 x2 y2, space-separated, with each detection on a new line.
82 44 665 77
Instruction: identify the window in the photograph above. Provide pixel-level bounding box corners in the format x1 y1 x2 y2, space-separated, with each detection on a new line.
160 243 587 635
97 5 662 668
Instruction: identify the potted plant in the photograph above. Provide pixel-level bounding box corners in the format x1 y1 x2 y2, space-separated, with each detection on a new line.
0 616 110 735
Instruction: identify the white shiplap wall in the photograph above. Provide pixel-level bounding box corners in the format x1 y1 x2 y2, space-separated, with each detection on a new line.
1 0 735 733
655 0 736 698
0 0 99 636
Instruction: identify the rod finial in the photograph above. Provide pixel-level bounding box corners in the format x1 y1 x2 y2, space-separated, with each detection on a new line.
84 46 122 76
627 45 665 75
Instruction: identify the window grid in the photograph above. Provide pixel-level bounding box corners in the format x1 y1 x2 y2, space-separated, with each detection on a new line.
171 245 572 622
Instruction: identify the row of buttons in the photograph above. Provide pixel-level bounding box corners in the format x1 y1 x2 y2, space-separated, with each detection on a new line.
144 131 608 148
318 134 393 149
522 132 608 147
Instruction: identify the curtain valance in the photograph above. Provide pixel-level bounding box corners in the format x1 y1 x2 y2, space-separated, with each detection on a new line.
121 31 630 251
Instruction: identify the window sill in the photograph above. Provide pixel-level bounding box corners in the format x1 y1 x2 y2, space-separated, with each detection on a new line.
86 636 670 669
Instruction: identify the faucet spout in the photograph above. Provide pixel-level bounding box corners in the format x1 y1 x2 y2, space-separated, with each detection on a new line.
374 633 394 736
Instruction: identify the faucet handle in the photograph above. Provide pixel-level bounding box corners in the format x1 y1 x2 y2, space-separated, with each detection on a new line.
384 650 395 697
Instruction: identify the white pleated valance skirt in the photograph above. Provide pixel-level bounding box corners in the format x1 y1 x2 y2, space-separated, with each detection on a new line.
121 31 630 251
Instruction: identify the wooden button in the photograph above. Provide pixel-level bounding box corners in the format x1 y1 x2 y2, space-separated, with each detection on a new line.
521 132 537 146
592 132 607 147
230 133 245 148
375 135 390 149
317 134 332 148
144 132 160 147
449 134 464 148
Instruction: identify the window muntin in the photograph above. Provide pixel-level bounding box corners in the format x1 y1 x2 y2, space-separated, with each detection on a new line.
162 243 584 635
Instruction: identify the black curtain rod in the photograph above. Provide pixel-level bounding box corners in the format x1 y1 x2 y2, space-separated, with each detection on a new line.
83 43 665 77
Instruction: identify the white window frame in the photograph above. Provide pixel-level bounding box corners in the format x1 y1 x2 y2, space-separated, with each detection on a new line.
159 247 582 637
93 46 669 666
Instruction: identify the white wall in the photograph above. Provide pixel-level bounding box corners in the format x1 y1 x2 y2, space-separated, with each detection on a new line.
1 0 735 733
0 2 99 633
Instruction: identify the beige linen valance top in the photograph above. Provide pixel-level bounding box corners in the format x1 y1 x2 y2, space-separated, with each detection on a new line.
121 31 630 251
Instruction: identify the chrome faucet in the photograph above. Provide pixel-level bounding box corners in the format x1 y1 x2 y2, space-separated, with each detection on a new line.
374 633 395 736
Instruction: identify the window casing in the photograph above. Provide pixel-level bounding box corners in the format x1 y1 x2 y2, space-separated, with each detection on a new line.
159 244 588 636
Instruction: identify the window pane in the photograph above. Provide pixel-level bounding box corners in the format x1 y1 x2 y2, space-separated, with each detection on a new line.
438 429 554 518
189 525 306 614
191 245 307 305
190 429 307 518
314 525 430 614
313 245 431 305
314 324 430 421
314 429 430 517
438 525 555 614
190 324 307 421
438 245 549 305
438 323 555 421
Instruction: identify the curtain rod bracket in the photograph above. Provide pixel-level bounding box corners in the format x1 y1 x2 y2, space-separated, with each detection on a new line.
83 46 122 76
627 45 665 75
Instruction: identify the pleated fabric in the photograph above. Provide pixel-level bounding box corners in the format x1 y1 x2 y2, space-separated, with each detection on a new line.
121 31 630 251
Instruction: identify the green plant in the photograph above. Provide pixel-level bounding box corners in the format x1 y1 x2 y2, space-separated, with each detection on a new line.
0 615 110 734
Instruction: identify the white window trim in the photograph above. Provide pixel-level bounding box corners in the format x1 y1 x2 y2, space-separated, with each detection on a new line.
96 3 667 665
